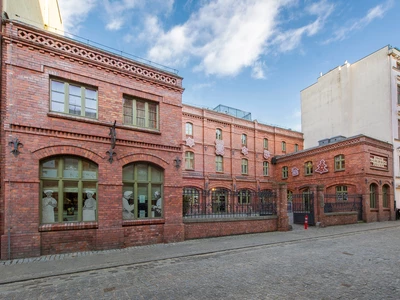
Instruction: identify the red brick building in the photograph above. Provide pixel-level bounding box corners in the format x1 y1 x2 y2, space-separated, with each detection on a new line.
274 135 395 225
0 20 395 260
0 20 184 259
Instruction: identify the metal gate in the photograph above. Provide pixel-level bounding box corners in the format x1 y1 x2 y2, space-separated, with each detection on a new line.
292 192 315 225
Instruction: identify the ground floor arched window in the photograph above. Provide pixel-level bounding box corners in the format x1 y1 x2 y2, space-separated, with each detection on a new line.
211 188 228 213
370 184 377 209
122 162 164 219
40 156 98 224
382 184 389 208
183 187 200 216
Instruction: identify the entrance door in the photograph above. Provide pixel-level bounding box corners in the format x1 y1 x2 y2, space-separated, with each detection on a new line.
292 192 315 225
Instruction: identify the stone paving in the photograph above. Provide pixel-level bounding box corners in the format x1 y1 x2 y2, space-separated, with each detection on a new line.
0 221 399 299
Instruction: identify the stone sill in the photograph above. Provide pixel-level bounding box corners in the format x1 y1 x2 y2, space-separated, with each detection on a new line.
39 222 98 232
122 219 165 226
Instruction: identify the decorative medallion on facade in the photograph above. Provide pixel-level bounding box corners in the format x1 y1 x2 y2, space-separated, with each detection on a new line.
291 167 299 177
263 150 271 160
215 140 225 156
315 159 328 174
241 146 249 156
186 137 195 148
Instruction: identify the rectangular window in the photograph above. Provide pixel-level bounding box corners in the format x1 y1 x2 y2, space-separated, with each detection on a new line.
305 161 313 175
123 96 159 130
282 166 288 179
382 185 389 208
51 79 97 118
241 159 248 175
185 152 194 170
282 141 286 152
263 138 268 149
295 144 299 152
398 119 400 139
241 134 247 146
398 85 400 105
216 155 223 172
336 186 348 201
334 155 345 171
263 161 269 176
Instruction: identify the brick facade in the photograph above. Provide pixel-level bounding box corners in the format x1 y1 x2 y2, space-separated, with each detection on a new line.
274 135 395 224
0 21 184 259
0 21 395 259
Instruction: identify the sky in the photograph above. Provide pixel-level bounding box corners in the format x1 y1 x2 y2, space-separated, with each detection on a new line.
57 0 399 131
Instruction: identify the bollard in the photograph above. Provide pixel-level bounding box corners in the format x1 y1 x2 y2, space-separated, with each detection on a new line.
304 215 308 230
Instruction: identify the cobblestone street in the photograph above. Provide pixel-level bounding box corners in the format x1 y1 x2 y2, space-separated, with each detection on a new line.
0 223 399 299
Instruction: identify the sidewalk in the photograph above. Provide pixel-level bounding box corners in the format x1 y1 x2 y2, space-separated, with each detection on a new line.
1 221 399 284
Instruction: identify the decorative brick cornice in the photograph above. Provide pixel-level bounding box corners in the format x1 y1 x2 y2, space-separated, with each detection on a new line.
5 21 183 92
276 135 393 163
8 124 181 153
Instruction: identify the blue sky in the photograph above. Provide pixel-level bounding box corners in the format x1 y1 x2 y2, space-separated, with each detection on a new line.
58 0 399 131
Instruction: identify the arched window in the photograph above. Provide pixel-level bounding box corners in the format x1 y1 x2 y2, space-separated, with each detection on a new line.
185 122 193 136
336 186 348 201
40 156 98 224
123 163 164 219
304 161 313 175
263 138 268 149
282 141 286 152
216 128 222 140
241 134 247 146
382 185 389 208
335 154 345 171
183 187 200 216
263 161 269 176
370 183 377 209
211 188 228 213
238 189 251 204
185 151 194 170
216 155 223 172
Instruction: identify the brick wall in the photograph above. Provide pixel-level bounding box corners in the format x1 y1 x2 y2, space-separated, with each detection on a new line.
0 21 184 259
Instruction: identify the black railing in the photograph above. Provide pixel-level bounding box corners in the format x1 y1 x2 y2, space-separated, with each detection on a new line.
324 194 362 214
183 189 277 219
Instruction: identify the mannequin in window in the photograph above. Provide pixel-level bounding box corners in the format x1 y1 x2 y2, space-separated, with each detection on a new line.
152 191 162 217
83 191 97 221
123 191 134 219
42 190 57 223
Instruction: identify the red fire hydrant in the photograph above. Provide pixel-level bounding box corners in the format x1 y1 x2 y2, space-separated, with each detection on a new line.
304 215 308 230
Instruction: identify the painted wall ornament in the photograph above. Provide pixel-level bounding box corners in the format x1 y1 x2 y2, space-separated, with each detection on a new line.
291 167 299 176
263 150 271 160
215 139 225 156
315 159 329 174
186 137 195 148
241 146 248 156
9 137 23 157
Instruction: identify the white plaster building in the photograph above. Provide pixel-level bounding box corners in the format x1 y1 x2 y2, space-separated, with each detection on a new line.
301 45 400 208
3 0 63 34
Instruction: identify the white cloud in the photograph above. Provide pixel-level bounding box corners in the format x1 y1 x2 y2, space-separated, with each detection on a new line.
103 0 174 31
145 0 333 77
323 0 393 44
192 82 215 90
273 0 334 52
58 0 98 34
251 61 266 79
